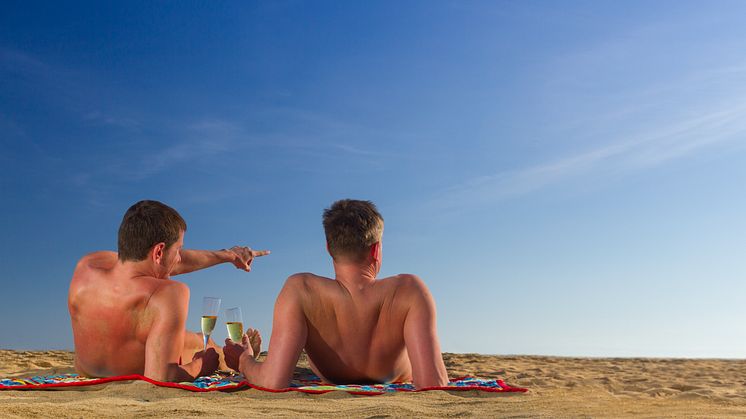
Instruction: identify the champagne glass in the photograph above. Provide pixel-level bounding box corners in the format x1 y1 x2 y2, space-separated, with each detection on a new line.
201 297 221 351
225 307 244 342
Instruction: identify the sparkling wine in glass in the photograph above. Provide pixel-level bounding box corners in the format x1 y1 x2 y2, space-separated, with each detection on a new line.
201 297 221 351
225 307 244 342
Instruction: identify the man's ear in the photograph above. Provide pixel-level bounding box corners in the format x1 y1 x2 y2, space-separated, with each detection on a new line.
152 242 166 264
370 242 381 263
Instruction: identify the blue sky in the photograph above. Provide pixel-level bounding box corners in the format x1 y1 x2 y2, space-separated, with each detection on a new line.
1 1 745 357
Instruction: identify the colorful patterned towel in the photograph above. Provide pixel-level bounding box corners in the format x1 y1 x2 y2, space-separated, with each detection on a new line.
0 372 527 395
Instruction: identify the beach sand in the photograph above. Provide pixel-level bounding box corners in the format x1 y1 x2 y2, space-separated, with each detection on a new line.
1 350 745 417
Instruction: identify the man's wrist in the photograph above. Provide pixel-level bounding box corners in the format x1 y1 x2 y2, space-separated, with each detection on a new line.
218 248 235 263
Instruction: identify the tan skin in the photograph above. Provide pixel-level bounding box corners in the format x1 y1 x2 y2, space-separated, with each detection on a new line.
68 231 269 382
223 241 449 390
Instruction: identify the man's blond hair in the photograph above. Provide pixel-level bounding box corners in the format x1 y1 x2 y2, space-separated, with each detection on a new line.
323 199 384 262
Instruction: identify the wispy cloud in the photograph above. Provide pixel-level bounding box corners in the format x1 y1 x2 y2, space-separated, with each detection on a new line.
60 118 247 209
329 143 389 157
2 47 399 183
1 46 149 143
65 106 405 209
434 91 746 210
428 12 746 211
103 119 242 181
0 46 51 75
83 111 141 129
223 107 402 173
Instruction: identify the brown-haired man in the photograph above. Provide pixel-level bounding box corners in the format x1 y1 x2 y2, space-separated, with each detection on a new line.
68 200 269 382
223 199 448 389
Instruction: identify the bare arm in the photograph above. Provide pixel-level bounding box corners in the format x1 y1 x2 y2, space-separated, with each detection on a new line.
402 276 449 389
170 249 234 275
171 246 270 276
224 276 307 389
143 283 218 382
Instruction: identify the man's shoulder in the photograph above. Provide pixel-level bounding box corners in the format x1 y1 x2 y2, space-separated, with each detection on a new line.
281 273 336 303
74 251 117 273
383 274 433 301
285 272 332 287
70 252 117 295
385 273 426 289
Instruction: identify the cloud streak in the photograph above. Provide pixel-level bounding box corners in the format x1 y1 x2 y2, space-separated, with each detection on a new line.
429 13 746 211
435 96 746 210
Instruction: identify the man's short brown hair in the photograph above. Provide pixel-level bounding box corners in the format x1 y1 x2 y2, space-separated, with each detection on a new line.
323 199 384 262
117 200 187 262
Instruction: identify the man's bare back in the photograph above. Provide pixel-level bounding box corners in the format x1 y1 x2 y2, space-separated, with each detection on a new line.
69 251 203 378
295 272 422 384
68 200 269 382
223 199 448 390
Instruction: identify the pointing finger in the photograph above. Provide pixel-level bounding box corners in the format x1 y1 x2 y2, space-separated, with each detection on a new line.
251 250 270 257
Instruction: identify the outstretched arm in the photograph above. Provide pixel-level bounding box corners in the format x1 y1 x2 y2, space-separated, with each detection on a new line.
143 282 219 382
171 246 270 276
223 276 307 389
403 276 449 389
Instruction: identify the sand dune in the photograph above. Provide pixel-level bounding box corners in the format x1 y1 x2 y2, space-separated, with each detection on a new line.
1 350 745 417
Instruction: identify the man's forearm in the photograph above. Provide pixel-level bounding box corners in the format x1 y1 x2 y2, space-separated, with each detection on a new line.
238 352 290 390
171 249 232 275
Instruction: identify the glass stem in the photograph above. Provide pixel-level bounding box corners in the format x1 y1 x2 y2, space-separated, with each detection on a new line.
203 334 209 352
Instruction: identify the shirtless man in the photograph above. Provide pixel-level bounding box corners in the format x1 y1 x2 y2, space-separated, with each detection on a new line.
223 199 448 389
68 200 269 382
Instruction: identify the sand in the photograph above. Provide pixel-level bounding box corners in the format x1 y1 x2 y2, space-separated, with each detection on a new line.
1 350 745 418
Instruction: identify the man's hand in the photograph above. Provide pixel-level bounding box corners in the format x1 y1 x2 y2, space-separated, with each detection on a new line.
227 246 271 272
192 347 220 377
223 329 262 371
223 335 252 371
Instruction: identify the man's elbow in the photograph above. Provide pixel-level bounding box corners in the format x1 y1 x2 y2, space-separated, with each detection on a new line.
263 379 290 390
145 370 171 382
147 365 191 383
414 375 448 390
144 371 171 382
249 373 290 390
412 364 449 389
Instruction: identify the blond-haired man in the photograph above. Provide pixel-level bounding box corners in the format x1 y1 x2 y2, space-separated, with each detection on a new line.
223 199 448 389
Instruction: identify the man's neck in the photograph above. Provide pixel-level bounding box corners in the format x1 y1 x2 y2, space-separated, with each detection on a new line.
119 258 166 280
333 261 377 291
